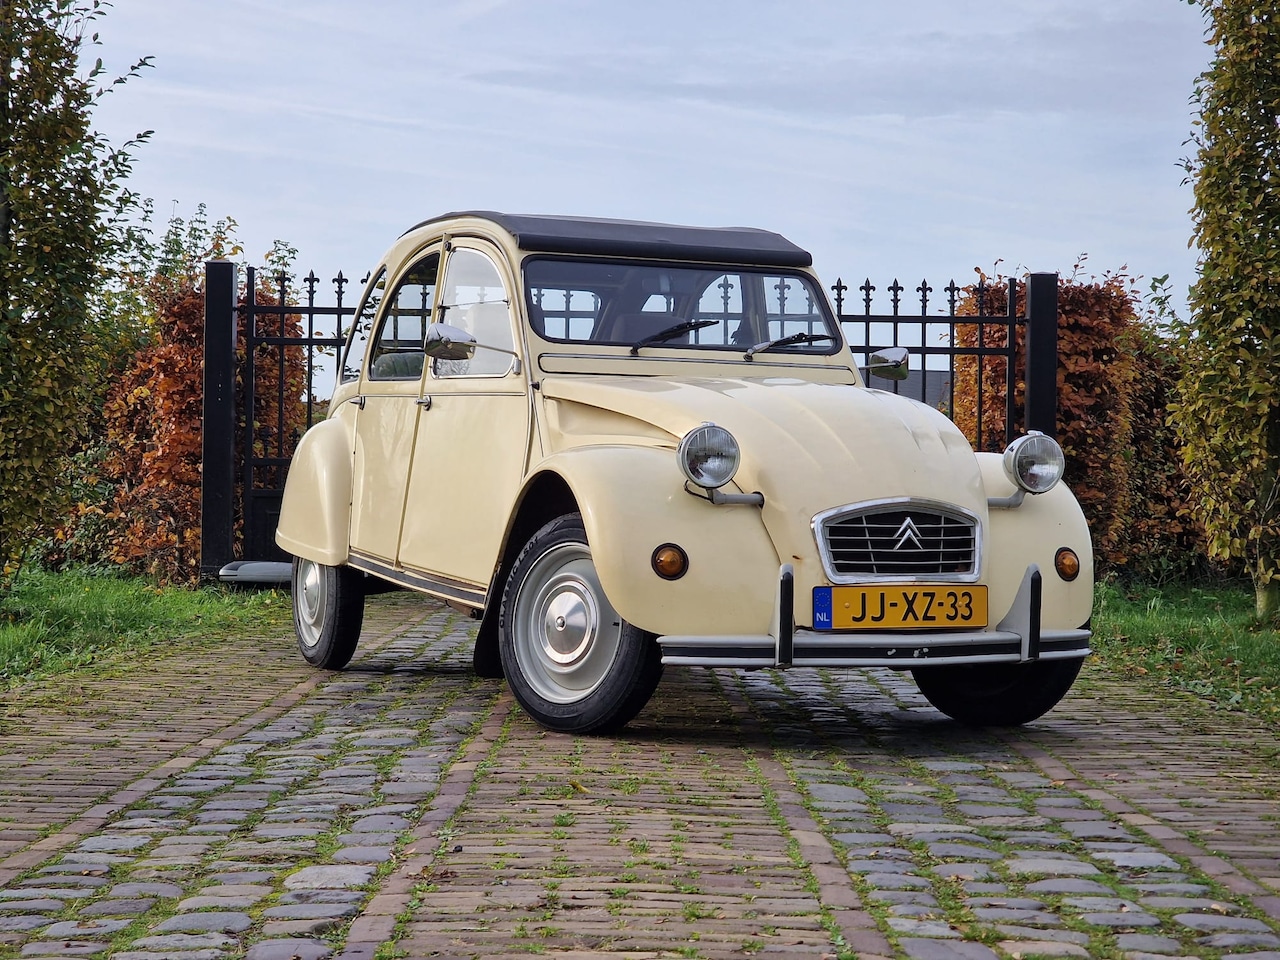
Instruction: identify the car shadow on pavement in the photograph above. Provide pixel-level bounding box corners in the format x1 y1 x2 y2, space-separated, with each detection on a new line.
341 661 485 677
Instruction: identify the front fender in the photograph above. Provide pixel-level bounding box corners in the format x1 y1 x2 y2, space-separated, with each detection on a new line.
276 417 354 566
978 452 1094 630
533 445 781 637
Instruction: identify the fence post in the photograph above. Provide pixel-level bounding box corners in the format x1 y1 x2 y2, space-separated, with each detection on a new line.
1024 272 1059 440
200 260 238 580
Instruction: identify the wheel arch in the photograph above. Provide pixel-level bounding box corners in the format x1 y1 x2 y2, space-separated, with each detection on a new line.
475 444 780 673
473 469 579 677
276 417 354 567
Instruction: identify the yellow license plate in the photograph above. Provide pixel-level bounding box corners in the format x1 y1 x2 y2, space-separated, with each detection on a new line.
813 585 988 630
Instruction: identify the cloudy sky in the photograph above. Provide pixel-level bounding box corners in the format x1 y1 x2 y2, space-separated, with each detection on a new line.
90 0 1209 316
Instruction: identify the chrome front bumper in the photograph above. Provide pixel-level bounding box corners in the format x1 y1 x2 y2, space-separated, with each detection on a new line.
656 564 1091 670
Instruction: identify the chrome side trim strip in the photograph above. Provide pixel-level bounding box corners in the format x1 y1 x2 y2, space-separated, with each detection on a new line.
348 552 487 608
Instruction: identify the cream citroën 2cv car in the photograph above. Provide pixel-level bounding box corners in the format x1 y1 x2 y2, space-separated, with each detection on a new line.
276 212 1093 734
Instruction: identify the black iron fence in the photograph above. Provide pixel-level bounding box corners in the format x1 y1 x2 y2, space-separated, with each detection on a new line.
836 271 1058 450
200 263 1058 578
200 263 357 579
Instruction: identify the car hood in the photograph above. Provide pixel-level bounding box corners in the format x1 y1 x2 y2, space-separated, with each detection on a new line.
541 375 989 569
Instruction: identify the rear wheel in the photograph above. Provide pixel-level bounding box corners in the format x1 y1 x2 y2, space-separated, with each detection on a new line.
292 556 364 669
911 658 1083 726
499 514 662 733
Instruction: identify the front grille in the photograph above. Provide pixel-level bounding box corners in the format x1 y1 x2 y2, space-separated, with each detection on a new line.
818 503 978 580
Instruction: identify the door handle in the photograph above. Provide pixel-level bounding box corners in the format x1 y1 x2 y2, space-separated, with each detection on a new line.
416 396 432 410
347 396 366 409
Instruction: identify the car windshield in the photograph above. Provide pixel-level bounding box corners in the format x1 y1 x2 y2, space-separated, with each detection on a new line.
524 257 840 355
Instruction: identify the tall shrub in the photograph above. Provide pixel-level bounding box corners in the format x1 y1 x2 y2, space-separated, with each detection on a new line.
0 0 148 584
100 286 207 581
1175 0 1280 619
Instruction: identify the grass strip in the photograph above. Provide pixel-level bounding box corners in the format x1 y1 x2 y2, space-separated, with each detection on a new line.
1091 580 1280 723
0 566 291 687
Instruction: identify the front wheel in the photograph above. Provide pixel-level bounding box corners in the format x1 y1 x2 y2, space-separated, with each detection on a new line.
499 514 662 734
292 556 365 669
911 658 1083 726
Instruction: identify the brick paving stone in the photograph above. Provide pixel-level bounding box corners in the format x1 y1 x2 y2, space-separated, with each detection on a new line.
1084 910 1164 928
283 865 375 890
1142 895 1241 911
0 888 96 900
933 862 996 880
1002 942 1093 957
151 911 252 933
1117 932 1189 953
0 917 48 932
129 942 240 957
927 842 1001 860
972 907 1063 925
262 902 361 920
1136 882 1213 894
1004 857 1102 876
0 899 63 912
244 939 334 960
174 893 261 909
1201 933 1280 949
889 918 965 937
993 925 1092 945
37 918 132 938
278 890 366 906
77 899 154 917
1054 893 1126 909
899 938 1002 958
1176 913 1277 933
1097 850 1184 870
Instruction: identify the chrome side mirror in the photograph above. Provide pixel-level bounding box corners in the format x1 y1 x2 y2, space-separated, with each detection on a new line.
866 346 910 381
423 323 476 361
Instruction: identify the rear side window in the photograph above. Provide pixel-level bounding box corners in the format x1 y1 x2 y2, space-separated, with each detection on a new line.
339 268 387 383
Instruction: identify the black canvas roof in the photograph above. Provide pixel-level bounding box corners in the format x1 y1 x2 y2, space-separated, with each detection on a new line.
403 211 813 268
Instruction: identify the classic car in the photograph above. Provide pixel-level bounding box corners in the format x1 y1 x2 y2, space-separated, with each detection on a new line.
276 211 1093 733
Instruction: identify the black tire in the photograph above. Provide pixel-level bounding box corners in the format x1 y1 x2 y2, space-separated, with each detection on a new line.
911 658 1083 726
499 513 662 734
291 556 365 669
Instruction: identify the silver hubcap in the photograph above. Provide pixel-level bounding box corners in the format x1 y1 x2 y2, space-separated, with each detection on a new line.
294 558 326 650
513 541 622 704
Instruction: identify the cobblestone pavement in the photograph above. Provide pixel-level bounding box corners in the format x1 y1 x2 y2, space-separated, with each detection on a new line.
0 594 1277 960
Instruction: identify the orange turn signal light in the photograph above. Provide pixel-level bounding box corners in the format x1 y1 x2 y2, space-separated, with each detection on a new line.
1055 547 1081 582
652 543 689 580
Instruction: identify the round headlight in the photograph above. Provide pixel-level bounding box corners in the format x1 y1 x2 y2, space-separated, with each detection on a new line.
678 423 740 489
1003 431 1065 494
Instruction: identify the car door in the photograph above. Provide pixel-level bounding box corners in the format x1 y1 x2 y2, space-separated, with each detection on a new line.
398 242 532 595
348 248 440 564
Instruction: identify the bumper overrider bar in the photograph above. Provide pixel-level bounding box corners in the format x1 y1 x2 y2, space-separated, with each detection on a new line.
657 564 1091 670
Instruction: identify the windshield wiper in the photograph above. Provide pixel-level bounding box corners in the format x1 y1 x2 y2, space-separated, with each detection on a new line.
629 319 718 356
744 331 833 361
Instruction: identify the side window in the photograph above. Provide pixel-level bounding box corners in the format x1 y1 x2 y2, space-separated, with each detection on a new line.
339 268 387 383
367 253 439 381
435 247 515 378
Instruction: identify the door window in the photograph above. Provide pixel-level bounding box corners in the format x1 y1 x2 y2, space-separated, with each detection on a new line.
435 247 515 378
368 253 439 381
